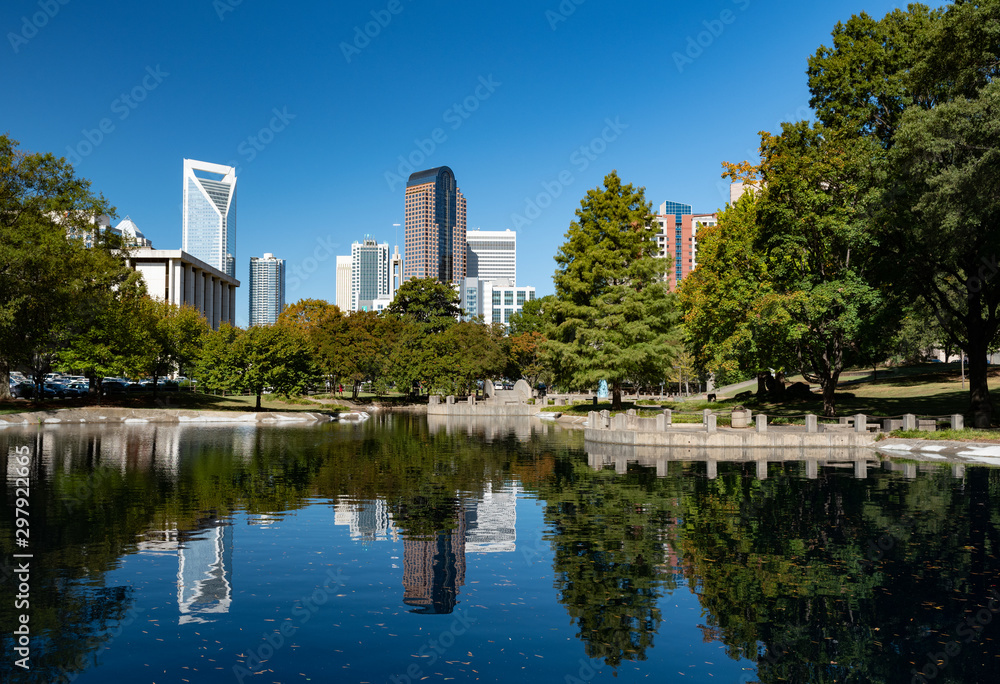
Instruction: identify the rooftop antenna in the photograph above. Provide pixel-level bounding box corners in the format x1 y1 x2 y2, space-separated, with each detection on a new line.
393 223 400 248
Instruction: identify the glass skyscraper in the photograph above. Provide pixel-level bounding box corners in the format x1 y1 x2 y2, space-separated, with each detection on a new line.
403 166 467 284
182 159 237 278
249 253 285 326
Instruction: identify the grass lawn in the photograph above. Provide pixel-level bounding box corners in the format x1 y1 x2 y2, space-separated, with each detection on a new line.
542 363 1000 424
883 428 1000 443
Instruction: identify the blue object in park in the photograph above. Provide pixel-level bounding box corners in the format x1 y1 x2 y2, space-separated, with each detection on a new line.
598 379 609 399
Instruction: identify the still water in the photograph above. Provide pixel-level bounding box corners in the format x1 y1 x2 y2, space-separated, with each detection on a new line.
2 414 999 684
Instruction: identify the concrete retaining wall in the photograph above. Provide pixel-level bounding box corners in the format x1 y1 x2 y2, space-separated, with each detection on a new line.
426 403 538 417
584 427 876 449
0 407 334 426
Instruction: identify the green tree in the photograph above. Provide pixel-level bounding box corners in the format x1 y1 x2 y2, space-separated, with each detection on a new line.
56 272 153 400
548 171 681 408
142 300 211 399
430 321 507 396
806 1 1000 423
0 134 125 398
195 324 317 409
387 277 461 334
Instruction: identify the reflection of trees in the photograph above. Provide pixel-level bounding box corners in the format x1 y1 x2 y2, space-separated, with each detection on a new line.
0 418 578 679
666 462 1000 683
538 459 682 667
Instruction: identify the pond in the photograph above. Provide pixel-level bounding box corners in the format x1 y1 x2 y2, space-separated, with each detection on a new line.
2 415 999 683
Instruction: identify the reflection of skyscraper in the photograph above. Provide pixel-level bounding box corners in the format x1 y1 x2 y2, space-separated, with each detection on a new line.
402 508 466 614
334 499 399 543
177 521 234 625
464 483 518 553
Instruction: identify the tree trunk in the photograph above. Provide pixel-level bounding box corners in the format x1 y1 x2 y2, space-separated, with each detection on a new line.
0 365 10 400
152 371 160 402
967 336 992 427
611 381 622 410
821 380 837 417
255 391 262 411
757 371 769 398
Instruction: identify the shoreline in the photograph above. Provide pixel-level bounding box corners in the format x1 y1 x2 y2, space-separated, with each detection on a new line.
0 406 340 425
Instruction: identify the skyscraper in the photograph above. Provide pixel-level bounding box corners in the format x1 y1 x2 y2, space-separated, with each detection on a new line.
249 253 285 326
182 159 237 278
336 255 352 312
403 166 467 284
466 229 516 283
351 238 390 312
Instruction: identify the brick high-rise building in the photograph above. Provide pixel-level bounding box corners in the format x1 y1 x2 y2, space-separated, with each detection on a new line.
403 166 467 284
654 200 717 291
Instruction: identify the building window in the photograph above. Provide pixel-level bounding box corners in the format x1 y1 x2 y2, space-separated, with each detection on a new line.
492 309 501 323
492 291 501 306
517 291 525 306
504 291 513 306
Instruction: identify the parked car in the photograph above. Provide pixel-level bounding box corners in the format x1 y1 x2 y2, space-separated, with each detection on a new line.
101 381 128 395
10 382 34 399
64 381 90 397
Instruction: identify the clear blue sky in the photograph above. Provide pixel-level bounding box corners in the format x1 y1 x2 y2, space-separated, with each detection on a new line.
2 0 913 325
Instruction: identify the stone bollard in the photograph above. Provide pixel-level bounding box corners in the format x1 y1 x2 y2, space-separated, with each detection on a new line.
903 414 916 431
468 395 476 405
703 408 712 425
601 410 611 428
951 414 964 430
839 416 850 425
854 414 867 433
656 414 666 431
883 418 903 432
555 398 566 407
663 409 672 426
707 414 717 433
805 414 818 433
613 413 627 430
588 411 597 427
446 395 455 405
429 395 441 405
756 414 767 433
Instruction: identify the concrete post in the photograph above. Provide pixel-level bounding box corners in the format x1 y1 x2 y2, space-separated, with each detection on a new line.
429 395 441 406
854 460 867 479
703 408 711 425
805 414 818 433
707 414 717 433
706 460 717 480
805 460 818 479
903 414 917 431
756 460 768 479
854 414 867 433
951 414 964 430
655 414 665 431
839 416 850 425
756 414 767 433
588 411 597 427
601 410 610 428
663 409 672 426
446 395 455 405
468 395 476 405
613 413 626 430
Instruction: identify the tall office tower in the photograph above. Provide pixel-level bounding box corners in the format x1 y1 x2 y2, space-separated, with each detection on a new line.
248 253 285 326
654 200 717 291
459 278 535 326
351 238 391 312
336 255 352 311
403 166 467 284
466 229 516 283
182 159 237 278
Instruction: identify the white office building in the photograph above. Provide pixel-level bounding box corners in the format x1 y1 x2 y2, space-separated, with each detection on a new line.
346 241 403 313
249 253 285 326
127 248 239 330
182 159 237 278
466 229 516 283
459 278 535 327
336 255 352 312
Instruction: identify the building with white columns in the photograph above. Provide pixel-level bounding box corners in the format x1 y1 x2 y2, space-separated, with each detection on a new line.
127 247 240 330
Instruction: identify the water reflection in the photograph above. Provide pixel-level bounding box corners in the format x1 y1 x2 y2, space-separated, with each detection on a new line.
1 419 999 683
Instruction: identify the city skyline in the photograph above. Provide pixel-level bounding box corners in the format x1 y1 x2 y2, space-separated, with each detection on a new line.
2 0 909 325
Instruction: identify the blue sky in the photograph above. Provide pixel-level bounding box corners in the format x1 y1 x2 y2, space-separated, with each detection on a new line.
2 0 911 325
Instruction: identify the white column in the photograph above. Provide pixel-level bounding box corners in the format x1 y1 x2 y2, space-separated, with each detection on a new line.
221 283 229 325
229 287 236 326
205 277 215 329
194 270 204 318
213 279 222 330
167 257 176 304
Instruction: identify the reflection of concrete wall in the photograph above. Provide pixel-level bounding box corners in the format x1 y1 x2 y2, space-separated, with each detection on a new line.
584 427 875 448
427 403 537 417
464 483 518 553
178 524 234 625
426 414 534 442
